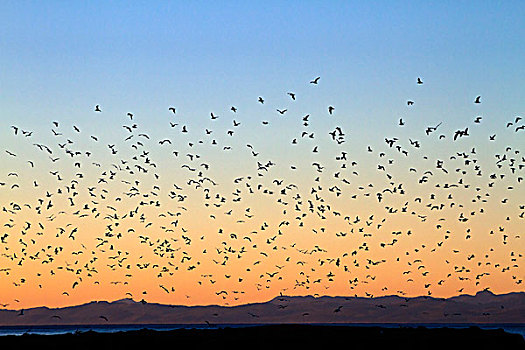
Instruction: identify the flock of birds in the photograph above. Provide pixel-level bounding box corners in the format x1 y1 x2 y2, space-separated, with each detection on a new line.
1 76 524 312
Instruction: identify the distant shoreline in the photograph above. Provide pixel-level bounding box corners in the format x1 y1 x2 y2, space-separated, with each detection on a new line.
2 291 524 326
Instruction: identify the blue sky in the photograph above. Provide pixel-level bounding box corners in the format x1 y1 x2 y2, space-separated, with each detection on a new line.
1 0 523 188
1 1 524 163
2 2 524 113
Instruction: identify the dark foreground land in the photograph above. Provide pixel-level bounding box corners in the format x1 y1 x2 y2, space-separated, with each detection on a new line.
1 325 523 349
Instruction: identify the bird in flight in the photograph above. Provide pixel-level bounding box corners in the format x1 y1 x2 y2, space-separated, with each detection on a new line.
474 96 481 104
169 107 176 114
95 105 101 112
417 77 423 84
453 127 469 141
310 76 320 84
425 122 442 135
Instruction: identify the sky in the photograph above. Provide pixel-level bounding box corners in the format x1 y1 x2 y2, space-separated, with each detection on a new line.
0 1 524 310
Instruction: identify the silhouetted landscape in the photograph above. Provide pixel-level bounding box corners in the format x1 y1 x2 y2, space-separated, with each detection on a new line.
1 291 523 326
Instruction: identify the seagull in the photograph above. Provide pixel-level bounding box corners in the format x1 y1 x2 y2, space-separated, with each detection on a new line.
474 96 481 104
310 76 320 84
417 77 423 84
95 105 101 112
169 107 176 114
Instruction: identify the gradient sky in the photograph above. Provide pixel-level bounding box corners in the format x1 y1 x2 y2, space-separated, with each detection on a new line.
0 1 524 310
